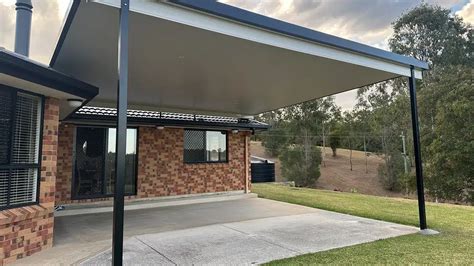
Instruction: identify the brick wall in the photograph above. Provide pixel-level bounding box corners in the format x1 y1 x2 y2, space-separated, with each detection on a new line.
0 97 58 265
56 125 250 204
137 127 248 197
56 124 73 203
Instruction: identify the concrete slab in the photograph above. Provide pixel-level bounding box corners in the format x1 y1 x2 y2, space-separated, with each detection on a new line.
80 237 173 266
222 212 417 254
138 224 299 265
82 210 418 265
16 197 318 265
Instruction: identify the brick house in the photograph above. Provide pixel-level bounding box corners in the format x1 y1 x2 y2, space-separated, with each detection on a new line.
1 0 430 264
0 52 267 263
55 106 268 205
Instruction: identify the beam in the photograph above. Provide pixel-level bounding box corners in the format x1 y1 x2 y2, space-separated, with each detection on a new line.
112 0 129 265
244 134 249 193
408 66 427 230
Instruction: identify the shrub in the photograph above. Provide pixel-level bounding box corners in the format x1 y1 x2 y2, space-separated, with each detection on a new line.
378 151 405 191
279 145 322 187
261 127 288 157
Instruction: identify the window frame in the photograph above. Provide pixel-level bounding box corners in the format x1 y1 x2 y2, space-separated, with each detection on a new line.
71 125 139 200
183 129 229 164
0 85 44 211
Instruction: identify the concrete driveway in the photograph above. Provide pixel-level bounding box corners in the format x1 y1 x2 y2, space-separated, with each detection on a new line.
17 197 417 265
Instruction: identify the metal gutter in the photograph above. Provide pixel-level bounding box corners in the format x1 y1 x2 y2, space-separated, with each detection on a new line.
0 48 98 99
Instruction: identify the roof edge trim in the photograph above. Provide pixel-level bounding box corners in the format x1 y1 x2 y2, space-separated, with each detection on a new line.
169 0 429 70
50 0 81 67
0 48 98 99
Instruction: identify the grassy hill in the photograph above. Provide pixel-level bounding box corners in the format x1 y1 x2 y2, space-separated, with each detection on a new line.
250 141 404 198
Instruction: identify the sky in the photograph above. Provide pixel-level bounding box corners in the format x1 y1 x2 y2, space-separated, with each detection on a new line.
1 0 473 110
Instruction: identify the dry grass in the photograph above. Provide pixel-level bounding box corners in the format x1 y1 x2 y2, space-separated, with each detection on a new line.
250 141 404 198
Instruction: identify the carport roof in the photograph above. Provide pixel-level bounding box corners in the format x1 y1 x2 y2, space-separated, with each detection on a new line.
169 0 428 70
51 0 429 116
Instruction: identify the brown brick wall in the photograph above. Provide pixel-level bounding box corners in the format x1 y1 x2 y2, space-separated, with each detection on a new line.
56 124 73 203
0 97 58 265
137 127 248 197
55 125 250 204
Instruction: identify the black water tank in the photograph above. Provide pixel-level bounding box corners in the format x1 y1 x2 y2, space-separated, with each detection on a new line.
251 160 275 183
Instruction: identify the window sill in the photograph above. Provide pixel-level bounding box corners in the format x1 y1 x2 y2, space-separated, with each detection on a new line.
184 161 229 165
0 204 51 226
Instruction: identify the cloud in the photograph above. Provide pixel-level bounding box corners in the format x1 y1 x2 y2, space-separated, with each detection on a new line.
220 0 463 48
0 2 16 51
0 0 67 63
457 0 474 23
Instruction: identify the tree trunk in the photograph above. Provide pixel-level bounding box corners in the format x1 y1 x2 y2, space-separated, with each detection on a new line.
349 136 353 171
322 122 326 167
363 134 368 174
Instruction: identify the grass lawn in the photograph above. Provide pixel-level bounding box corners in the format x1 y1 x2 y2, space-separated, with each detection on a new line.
252 183 474 265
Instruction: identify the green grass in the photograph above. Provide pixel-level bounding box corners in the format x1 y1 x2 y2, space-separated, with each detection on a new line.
252 183 474 265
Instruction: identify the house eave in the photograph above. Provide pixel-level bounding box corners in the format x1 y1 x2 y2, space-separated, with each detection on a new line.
0 47 98 100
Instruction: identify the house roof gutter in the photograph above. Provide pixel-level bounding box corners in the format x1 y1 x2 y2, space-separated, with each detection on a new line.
0 47 98 99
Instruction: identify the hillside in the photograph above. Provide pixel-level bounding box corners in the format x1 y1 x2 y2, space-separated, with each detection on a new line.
250 141 403 198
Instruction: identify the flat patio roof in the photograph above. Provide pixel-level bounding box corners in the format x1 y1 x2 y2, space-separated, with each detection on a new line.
51 0 427 116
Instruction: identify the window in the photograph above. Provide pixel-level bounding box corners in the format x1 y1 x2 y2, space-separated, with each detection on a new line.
184 130 227 163
73 126 137 199
0 86 42 210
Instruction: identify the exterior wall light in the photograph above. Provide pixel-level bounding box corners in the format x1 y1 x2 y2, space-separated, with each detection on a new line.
67 99 83 108
231 129 239 134
156 126 165 130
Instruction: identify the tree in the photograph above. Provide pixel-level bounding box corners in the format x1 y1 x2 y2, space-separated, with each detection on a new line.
389 3 473 203
378 150 405 192
389 4 473 69
258 111 288 157
280 145 322 187
355 81 411 189
328 127 341 157
424 66 474 203
260 124 288 157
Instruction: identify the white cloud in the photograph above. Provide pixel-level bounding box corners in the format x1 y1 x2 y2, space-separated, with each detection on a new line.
457 0 474 23
0 0 68 63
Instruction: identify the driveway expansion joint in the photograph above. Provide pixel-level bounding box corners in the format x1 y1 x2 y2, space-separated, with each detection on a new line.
135 236 178 266
220 223 302 254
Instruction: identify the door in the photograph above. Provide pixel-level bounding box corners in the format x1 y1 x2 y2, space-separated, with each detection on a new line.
73 127 106 198
72 126 138 199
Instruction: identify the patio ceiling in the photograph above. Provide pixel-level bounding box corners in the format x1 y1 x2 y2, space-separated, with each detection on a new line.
51 0 428 116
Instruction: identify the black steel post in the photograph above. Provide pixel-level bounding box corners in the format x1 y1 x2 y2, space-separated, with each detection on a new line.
408 66 427 230
112 0 129 265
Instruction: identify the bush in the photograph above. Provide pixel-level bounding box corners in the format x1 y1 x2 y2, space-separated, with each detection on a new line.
398 172 417 195
378 151 405 191
279 145 322 187
261 127 288 157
